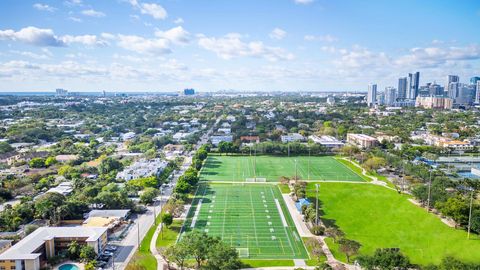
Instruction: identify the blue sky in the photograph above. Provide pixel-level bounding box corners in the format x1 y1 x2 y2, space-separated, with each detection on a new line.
0 0 479 92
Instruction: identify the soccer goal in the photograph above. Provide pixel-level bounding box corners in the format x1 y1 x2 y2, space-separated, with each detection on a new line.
245 178 267 183
236 248 249 258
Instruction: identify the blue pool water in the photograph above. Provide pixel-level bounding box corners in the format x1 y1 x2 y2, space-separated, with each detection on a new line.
59 264 80 270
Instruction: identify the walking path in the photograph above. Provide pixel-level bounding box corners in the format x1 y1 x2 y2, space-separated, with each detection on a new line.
340 157 397 191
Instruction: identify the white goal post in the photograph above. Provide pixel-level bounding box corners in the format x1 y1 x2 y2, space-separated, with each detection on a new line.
245 178 267 183
236 248 249 258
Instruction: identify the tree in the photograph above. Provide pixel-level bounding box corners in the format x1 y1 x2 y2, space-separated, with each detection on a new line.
324 227 344 243
140 187 158 205
45 156 57 167
67 241 81 260
363 157 386 171
436 195 469 227
471 209 480 233
160 212 173 239
79 245 97 262
338 238 361 263
99 157 122 174
29 157 46 168
182 231 215 269
164 242 189 270
0 142 13 154
34 192 66 222
305 238 325 263
84 261 96 270
204 241 241 270
357 248 411 270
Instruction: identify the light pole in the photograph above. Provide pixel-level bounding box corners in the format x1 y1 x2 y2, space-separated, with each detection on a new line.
468 188 474 239
153 200 157 225
315 184 319 225
308 147 311 181
137 221 140 250
426 170 433 212
295 159 298 181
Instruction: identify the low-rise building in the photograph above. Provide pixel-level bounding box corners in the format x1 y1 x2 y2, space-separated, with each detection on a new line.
210 135 233 146
240 136 260 144
281 133 305 143
0 227 107 270
117 159 168 181
346 133 378 148
309 135 344 149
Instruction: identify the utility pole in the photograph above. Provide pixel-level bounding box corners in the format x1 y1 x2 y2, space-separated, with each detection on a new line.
427 170 433 212
468 188 474 239
153 201 157 225
137 221 140 250
315 184 319 225
288 143 290 157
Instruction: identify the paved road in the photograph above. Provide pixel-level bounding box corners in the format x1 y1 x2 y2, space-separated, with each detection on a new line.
113 119 218 270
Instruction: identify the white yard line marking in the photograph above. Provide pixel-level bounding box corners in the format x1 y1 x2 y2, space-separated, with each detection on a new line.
190 199 203 228
274 199 288 227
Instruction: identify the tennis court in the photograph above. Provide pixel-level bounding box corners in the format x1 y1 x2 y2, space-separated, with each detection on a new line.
199 155 364 182
180 183 309 259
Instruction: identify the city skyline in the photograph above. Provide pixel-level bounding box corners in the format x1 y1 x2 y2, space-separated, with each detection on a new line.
0 0 480 92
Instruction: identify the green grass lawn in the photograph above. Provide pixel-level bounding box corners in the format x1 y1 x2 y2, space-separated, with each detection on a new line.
240 259 295 268
181 183 309 259
306 182 480 265
156 219 183 247
127 213 163 270
200 155 364 182
278 184 291 193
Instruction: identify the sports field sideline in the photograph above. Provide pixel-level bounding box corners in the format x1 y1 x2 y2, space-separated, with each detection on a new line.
180 183 309 259
199 155 364 182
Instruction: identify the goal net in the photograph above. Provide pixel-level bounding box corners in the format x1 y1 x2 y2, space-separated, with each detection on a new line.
245 178 267 183
236 248 249 258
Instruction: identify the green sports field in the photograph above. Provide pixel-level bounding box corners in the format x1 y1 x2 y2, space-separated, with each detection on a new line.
181 183 309 259
199 155 364 182
307 182 480 265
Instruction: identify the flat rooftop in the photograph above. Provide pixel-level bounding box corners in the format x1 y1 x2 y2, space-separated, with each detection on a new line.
0 227 107 260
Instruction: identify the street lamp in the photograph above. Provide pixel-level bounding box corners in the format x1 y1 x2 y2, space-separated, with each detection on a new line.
468 187 475 239
315 184 319 225
426 170 433 212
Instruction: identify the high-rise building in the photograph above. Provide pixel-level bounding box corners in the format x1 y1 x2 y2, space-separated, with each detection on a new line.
470 76 480 85
397 77 407 100
407 72 420 99
384 87 397 105
367 84 377 107
183 88 195 95
455 84 475 105
446 75 460 98
448 82 459 99
55 88 68 96
476 81 480 104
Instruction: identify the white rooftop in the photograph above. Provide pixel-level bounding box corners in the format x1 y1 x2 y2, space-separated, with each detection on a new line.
0 226 107 260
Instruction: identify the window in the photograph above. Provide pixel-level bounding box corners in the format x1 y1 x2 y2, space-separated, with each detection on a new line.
1 266 6 270
10 266 15 270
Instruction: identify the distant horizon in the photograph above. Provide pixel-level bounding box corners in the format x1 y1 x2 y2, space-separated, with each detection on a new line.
1 0 479 91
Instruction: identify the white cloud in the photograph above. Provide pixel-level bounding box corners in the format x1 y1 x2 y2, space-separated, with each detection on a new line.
0 26 65 47
10 50 50 60
117 34 172 54
33 3 56 12
155 26 189 44
174 17 184 24
294 0 314 5
64 0 82 6
304 34 338 42
269 28 287 40
0 26 108 47
68 17 82 23
198 33 294 61
81 9 106 17
129 1 167 20
61 35 108 46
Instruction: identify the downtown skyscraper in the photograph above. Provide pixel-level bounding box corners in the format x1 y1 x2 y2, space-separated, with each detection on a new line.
408 72 420 99
367 83 377 107
398 77 407 100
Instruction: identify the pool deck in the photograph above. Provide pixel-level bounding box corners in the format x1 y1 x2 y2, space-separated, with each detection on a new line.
55 261 84 270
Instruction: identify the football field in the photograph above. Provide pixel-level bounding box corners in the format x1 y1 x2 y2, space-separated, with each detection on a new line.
180 183 309 259
199 155 364 182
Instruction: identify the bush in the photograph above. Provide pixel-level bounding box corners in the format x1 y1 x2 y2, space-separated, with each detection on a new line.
310 225 325 236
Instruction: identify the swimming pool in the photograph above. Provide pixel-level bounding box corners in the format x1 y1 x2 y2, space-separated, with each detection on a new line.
59 264 80 270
